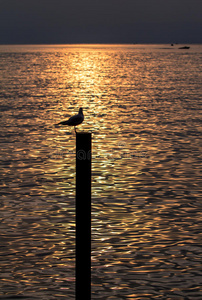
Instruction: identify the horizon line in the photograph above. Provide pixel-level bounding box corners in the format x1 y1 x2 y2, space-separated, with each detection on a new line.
0 42 200 46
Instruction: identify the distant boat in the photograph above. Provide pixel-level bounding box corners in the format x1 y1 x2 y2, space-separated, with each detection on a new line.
179 46 190 49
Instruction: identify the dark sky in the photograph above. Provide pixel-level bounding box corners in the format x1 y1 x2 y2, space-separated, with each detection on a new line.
0 0 201 44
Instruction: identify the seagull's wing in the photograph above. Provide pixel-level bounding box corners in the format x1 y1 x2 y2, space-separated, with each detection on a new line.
67 114 83 125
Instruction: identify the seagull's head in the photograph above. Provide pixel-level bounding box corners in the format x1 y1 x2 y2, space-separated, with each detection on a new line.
79 108 83 114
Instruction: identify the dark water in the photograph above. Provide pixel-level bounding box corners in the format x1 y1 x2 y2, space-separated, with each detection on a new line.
0 44 201 299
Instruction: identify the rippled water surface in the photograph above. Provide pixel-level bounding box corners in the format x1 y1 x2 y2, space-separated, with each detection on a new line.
0 44 202 299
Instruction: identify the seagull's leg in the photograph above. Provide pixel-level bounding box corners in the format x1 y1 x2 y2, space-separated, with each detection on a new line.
74 126 77 133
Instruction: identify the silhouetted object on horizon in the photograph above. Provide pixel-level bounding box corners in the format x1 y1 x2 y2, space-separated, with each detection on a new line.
76 132 91 300
179 46 190 49
56 108 84 132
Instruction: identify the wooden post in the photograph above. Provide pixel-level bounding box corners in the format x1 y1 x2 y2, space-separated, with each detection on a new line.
76 132 91 300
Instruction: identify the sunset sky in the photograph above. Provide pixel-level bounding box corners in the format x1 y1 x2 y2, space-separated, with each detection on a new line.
0 0 201 44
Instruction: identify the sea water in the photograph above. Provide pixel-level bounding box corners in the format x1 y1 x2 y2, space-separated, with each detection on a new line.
0 44 201 299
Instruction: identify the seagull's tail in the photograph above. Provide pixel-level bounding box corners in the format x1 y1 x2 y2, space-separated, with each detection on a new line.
55 120 70 127
55 122 62 127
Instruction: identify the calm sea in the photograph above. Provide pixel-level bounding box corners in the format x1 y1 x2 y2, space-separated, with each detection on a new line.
0 44 201 299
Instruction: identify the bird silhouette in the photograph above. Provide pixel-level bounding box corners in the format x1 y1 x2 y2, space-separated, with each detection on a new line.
57 108 84 132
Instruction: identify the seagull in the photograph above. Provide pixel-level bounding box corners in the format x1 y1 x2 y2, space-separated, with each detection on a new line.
56 108 84 132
